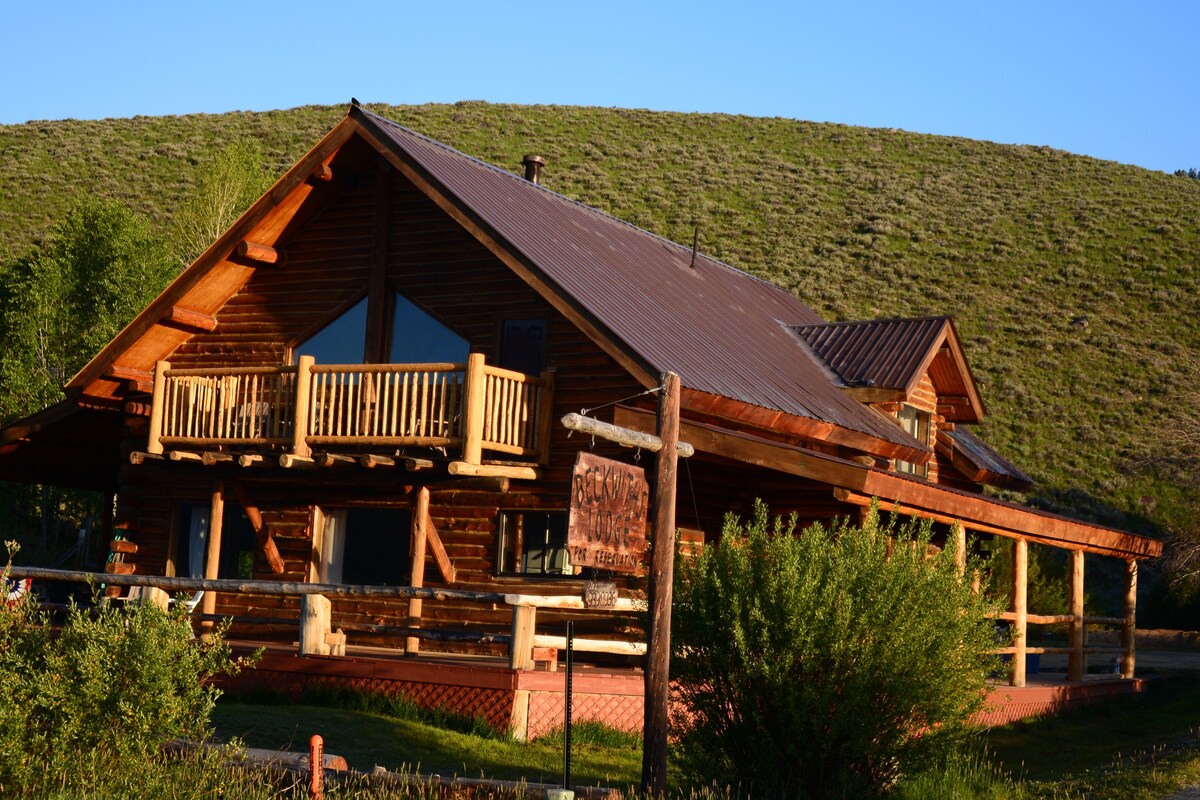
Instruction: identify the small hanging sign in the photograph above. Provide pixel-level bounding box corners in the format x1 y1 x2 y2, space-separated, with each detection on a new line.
567 452 649 576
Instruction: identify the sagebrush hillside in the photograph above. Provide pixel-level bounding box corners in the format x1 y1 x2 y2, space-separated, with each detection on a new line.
2 101 1197 534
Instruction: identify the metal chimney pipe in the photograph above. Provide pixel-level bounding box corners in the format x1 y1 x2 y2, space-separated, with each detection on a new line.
522 155 545 184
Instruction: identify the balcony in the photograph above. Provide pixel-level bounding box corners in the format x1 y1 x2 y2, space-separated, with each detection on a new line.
144 353 554 476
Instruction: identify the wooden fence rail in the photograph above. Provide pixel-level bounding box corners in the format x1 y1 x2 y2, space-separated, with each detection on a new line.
5 567 643 668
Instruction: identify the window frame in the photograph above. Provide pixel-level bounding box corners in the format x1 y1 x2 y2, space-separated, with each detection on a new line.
496 509 590 579
894 405 931 478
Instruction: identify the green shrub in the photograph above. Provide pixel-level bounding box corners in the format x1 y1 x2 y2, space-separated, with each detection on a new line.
670 502 1003 799
0 544 247 791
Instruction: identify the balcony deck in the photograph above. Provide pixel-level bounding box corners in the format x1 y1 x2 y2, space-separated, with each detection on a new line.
143 353 554 477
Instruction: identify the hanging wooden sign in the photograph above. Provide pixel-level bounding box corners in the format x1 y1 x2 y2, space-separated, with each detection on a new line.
567 452 650 575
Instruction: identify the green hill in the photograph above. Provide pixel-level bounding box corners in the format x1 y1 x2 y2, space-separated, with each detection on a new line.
2 101 1198 539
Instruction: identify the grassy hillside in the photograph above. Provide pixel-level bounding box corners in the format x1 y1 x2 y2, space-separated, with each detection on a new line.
2 101 1198 536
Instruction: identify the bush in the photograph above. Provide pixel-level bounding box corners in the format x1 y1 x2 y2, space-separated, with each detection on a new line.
670 502 1003 798
0 543 247 792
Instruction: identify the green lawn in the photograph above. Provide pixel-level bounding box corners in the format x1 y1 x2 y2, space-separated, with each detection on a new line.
211 702 642 791
213 676 1200 798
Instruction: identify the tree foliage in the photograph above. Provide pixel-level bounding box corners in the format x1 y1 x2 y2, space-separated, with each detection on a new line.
0 198 177 423
0 545 247 791
670 502 1003 798
172 139 273 265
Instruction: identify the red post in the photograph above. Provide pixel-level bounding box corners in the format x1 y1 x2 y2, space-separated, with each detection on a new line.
309 734 324 800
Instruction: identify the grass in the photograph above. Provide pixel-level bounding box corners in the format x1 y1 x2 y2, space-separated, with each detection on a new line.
212 700 642 790
211 676 1200 798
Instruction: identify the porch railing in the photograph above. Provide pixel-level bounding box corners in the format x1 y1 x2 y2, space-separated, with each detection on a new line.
146 353 554 465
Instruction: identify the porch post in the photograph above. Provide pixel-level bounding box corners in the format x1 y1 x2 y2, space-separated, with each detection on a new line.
406 487 431 655
462 353 487 465
1121 559 1138 678
1068 550 1086 682
953 522 967 579
201 483 224 632
147 360 169 455
509 604 537 670
291 355 314 459
1011 538 1028 688
300 594 332 656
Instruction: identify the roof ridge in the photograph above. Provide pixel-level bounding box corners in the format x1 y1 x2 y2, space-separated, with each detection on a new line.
793 315 952 330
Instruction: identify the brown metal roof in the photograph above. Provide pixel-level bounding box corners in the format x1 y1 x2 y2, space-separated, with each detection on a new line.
355 108 923 454
793 316 984 422
793 316 951 392
939 426 1034 491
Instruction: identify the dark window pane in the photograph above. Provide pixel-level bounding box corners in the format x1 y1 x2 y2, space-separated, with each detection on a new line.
499 319 546 375
342 507 411 586
390 294 469 364
297 297 368 365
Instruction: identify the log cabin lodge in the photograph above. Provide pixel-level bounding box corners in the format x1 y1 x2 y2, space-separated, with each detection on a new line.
0 104 1162 737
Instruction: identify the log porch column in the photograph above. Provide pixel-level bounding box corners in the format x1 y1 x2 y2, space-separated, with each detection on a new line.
1068 550 1086 682
201 483 224 631
146 360 169 455
406 487 431 655
1121 559 1138 678
461 353 487 465
1011 538 1028 688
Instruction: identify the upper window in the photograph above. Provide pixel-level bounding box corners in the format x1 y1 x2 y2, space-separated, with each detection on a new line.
895 405 931 478
389 294 469 365
298 297 369 365
295 293 469 365
498 318 547 376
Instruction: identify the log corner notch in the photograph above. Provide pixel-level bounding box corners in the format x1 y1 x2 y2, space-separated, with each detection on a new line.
228 481 285 574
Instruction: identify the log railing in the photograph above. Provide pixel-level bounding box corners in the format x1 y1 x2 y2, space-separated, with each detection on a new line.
147 355 554 465
306 361 464 449
5 566 645 674
152 365 298 451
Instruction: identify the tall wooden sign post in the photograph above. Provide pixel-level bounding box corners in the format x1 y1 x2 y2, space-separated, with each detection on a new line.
642 371 679 797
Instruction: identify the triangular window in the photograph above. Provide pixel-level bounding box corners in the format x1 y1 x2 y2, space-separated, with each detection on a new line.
296 293 468 365
296 297 369 364
389 294 468 364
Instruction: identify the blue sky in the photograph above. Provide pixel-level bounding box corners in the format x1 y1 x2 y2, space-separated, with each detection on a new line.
2 1 1195 174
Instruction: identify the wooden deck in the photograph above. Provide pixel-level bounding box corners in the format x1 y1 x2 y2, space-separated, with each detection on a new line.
217 641 1148 740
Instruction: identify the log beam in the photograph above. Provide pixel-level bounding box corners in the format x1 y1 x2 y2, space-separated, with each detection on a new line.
163 306 219 333
309 164 335 183
229 481 285 575
447 462 539 480
105 366 154 393
235 240 283 265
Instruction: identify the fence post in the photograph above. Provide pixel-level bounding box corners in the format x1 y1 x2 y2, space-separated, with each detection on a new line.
147 360 170 455
300 593 332 656
292 355 315 458
509 604 536 670
309 734 324 800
